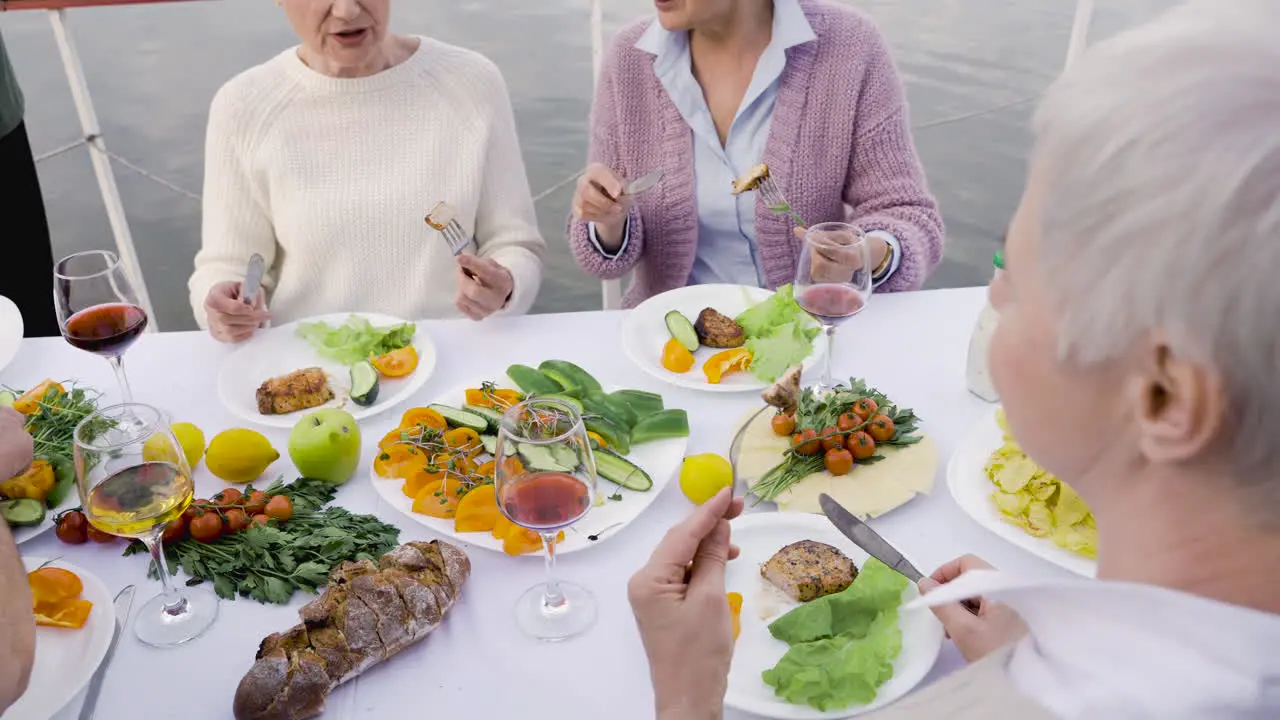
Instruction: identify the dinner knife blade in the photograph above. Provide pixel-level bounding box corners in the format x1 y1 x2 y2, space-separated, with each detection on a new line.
818 494 981 616
78 584 135 720
623 169 662 197
818 493 923 582
240 253 265 306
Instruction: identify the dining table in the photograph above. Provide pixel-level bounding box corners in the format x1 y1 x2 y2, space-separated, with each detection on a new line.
7 286 1077 720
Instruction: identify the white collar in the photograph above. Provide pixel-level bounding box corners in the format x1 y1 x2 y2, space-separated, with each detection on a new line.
634 0 816 60
910 570 1280 718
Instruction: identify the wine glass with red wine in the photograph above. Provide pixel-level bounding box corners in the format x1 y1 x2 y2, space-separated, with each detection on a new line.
494 398 598 641
53 250 148 403
74 403 219 647
794 222 873 394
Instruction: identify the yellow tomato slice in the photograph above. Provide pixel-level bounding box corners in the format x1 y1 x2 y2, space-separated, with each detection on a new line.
371 346 419 378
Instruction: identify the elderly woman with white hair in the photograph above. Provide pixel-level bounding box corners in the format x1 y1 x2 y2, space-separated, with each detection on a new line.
624 1 1280 717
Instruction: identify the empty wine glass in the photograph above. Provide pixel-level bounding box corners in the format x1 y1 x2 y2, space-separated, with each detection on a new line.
53 250 148 403
74 403 219 647
494 398 598 641
794 222 872 394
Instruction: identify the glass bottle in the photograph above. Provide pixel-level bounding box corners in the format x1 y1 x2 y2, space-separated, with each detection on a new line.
965 251 1003 403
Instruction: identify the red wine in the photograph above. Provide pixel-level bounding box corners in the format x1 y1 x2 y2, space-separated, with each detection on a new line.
500 471 591 531
63 303 148 356
798 285 864 326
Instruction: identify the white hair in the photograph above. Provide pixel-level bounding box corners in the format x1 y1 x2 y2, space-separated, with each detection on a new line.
1032 0 1280 492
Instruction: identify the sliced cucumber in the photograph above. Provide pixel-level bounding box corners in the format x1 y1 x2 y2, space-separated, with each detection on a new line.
518 443 570 473
664 310 700 352
548 443 579 469
630 409 690 445
611 390 664 420
538 360 603 397
0 390 16 408
429 404 489 433
481 434 499 456
349 361 380 407
507 364 563 395
0 498 46 527
594 450 653 492
585 415 630 456
463 404 504 434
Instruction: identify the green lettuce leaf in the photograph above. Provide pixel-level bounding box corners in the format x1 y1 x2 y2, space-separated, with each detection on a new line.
763 558 908 711
296 316 416 366
734 285 820 382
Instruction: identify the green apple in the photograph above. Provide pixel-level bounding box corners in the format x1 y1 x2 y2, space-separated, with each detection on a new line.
289 408 362 485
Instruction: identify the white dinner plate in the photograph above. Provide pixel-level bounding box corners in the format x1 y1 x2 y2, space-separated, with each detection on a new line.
946 409 1097 577
0 295 24 374
369 380 688 556
4 557 116 720
10 491 78 546
621 284 824 393
217 312 436 429
725 513 944 719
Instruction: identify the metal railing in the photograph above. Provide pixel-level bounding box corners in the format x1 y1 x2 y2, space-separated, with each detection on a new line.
10 0 1096 321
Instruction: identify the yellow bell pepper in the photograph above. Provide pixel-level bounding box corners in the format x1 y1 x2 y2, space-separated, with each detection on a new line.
453 485 500 533
0 459 56 502
703 350 752 384
12 380 65 415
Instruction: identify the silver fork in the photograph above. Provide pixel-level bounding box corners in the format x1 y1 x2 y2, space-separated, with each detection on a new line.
729 406 769 498
757 175 807 227
426 204 480 280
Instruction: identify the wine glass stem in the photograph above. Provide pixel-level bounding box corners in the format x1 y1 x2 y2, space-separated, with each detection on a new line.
541 532 566 611
108 354 134 403
821 324 836 388
145 529 188 616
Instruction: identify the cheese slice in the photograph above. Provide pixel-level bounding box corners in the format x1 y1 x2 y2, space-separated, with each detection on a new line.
732 407 937 518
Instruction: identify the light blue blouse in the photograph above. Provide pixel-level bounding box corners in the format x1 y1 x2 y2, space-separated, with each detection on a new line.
592 0 900 286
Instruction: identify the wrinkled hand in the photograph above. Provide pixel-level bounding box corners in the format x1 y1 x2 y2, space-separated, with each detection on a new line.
0 408 33 479
793 227 889 284
630 488 744 720
573 163 631 250
454 255 514 321
918 555 1028 663
204 281 270 344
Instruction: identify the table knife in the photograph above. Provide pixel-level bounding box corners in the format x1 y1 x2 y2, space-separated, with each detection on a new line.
78 584 135 720
818 493 980 616
240 253 265 306
622 169 662 197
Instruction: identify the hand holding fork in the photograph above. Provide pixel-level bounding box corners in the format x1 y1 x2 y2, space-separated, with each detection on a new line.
572 163 662 250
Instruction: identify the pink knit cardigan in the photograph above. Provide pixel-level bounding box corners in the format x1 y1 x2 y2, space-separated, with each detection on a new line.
567 1 944 308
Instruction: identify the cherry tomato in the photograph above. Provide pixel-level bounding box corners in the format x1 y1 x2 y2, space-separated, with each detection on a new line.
183 499 212 522
223 508 250 534
824 447 854 476
867 414 896 443
837 412 859 432
852 398 879 420
264 495 294 522
848 431 877 461
251 514 270 527
188 511 224 543
85 525 116 544
55 510 88 545
792 429 821 456
161 516 188 544
371 346 419 377
819 425 844 452
211 488 243 507
244 491 270 516
770 413 796 436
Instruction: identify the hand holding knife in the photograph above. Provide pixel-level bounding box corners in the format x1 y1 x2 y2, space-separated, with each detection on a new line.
240 254 265 307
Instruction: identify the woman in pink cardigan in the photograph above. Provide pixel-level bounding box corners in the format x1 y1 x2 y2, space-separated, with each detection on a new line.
568 0 943 308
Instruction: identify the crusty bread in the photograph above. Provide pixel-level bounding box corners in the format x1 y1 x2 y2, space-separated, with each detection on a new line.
731 163 770 195
255 367 333 415
233 541 471 720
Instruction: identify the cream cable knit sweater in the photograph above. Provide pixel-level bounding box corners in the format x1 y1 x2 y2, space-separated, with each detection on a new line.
189 37 545 328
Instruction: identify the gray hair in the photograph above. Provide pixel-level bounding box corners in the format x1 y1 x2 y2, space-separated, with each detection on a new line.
1031 0 1280 494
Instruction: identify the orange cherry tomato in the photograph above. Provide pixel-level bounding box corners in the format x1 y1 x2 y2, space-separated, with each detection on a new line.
371 346 419 378
867 414 896 443
792 428 821 455
399 407 447 431
837 412 860 432
661 338 695 374
771 413 796 436
824 447 854 476
819 425 844 452
852 398 879 420
264 495 294 522
847 431 877 461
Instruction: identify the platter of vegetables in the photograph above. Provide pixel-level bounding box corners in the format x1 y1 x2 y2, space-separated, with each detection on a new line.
0 380 104 544
216 312 435 428
736 376 938 518
369 360 691 556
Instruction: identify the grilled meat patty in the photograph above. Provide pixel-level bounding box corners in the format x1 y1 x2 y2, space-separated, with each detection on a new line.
256 367 334 415
761 540 858 602
694 307 746 349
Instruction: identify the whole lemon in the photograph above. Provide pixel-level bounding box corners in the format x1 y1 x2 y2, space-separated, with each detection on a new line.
171 422 206 469
679 453 734 505
141 433 181 465
205 428 280 484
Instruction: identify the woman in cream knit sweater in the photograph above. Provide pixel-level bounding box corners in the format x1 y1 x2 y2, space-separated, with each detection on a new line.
189 0 544 341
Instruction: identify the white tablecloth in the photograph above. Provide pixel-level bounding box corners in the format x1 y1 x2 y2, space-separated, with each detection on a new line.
7 287 1074 720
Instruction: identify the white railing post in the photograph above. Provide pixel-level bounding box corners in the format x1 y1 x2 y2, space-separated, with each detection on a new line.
1064 0 1095 70
590 0 624 311
47 8 158 330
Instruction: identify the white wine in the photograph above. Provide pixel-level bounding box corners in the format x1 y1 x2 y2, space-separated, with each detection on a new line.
85 462 193 538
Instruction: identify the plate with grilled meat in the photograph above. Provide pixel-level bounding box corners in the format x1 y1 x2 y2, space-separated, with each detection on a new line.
621 284 825 392
725 513 943 719
217 312 436 429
